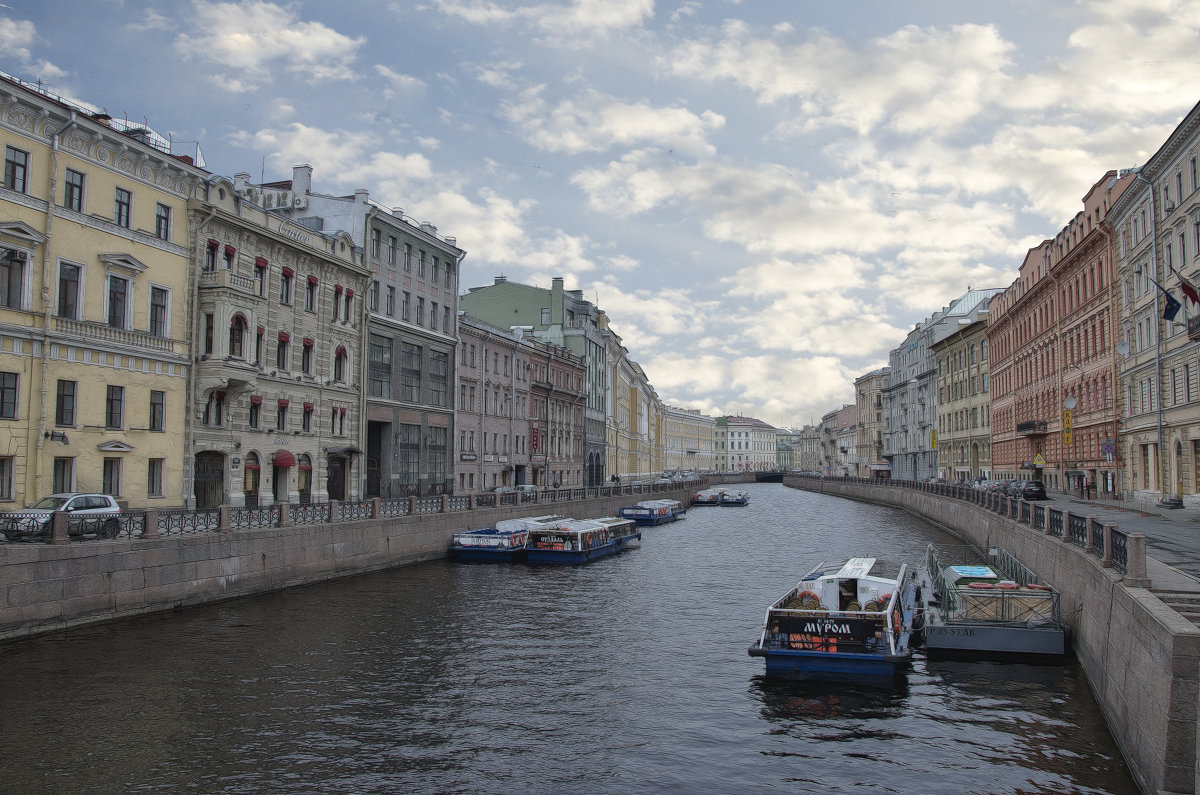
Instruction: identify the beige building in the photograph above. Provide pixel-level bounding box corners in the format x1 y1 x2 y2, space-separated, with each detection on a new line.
660 405 715 472
932 308 994 481
607 333 659 481
0 74 208 508
1109 102 1200 506
854 368 888 477
721 415 778 472
188 176 369 508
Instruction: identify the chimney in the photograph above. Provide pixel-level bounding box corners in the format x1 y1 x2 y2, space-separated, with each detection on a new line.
354 189 369 204
391 207 404 218
494 275 507 284
292 164 313 196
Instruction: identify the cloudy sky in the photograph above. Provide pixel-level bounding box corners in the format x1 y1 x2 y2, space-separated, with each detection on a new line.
5 1 1200 427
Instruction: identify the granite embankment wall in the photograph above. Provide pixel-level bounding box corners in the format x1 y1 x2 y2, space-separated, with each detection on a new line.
786 476 1199 795
0 487 692 644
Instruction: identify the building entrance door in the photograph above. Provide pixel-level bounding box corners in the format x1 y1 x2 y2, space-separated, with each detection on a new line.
194 452 224 509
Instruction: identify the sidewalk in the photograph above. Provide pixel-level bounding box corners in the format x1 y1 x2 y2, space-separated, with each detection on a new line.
1043 491 1200 588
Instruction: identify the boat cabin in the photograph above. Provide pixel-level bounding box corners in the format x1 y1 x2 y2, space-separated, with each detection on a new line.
799 558 903 612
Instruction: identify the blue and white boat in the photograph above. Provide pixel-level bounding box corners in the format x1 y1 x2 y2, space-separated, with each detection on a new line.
450 515 564 562
618 499 685 526
691 488 724 506
526 517 641 566
720 489 749 506
748 557 919 682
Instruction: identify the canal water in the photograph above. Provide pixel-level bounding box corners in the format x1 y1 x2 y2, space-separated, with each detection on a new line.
0 483 1136 794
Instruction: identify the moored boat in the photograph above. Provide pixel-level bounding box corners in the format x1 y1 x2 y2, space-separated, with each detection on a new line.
921 544 1066 659
748 557 919 682
450 515 564 562
691 488 724 506
720 489 749 506
618 499 685 526
525 516 641 565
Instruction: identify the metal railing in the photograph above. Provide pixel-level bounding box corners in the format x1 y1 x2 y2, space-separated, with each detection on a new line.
787 474 1141 583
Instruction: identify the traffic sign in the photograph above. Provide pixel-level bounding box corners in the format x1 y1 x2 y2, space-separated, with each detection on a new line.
1033 453 1046 467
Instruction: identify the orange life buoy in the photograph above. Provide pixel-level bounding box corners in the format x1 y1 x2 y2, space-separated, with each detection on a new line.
968 582 995 589
1027 583 1052 591
997 581 1019 590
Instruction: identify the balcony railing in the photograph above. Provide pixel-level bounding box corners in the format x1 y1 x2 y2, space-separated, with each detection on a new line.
199 269 260 295
1016 420 1048 435
54 317 179 354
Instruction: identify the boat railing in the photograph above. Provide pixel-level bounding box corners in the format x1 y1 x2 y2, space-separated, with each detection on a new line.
941 585 1060 625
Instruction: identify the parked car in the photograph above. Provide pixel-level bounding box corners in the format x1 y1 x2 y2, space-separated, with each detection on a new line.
1 493 123 541
1015 480 1048 500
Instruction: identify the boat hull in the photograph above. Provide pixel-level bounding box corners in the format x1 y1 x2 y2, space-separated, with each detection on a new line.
923 621 1065 658
526 533 641 565
451 546 525 563
749 647 910 681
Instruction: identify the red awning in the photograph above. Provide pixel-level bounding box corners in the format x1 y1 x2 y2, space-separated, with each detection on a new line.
207 238 219 248
224 244 236 256
278 398 290 407
303 402 314 410
278 331 290 342
250 395 263 405
281 266 295 277
303 337 314 347
273 450 296 466
346 289 354 298
335 344 347 356
307 275 319 285
255 256 268 267
335 284 344 294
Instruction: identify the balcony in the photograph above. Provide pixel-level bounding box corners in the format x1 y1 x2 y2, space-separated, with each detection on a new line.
54 317 183 356
1016 420 1048 436
1190 313 1200 341
199 269 261 296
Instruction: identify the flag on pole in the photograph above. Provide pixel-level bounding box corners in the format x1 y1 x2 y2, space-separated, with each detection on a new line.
1168 263 1200 307
1149 276 1183 320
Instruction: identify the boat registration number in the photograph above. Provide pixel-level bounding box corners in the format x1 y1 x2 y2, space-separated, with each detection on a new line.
776 616 876 638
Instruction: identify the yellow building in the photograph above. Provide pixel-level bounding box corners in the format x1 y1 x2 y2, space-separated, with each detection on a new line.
0 75 207 508
660 404 715 472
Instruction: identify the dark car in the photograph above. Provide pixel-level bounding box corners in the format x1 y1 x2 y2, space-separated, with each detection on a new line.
1015 480 1048 500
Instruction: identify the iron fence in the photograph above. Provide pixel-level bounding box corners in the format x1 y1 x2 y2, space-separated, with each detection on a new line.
1066 513 1088 548
158 508 220 535
340 501 374 521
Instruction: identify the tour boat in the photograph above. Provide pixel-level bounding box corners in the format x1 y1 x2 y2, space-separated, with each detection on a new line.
525 516 641 566
749 557 920 681
720 489 749 506
691 488 724 506
450 515 565 562
618 499 685 526
921 544 1066 659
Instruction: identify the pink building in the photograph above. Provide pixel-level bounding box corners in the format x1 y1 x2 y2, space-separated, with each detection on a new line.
988 171 1134 494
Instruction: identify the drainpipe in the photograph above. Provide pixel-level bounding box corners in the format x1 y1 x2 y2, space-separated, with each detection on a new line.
33 111 78 497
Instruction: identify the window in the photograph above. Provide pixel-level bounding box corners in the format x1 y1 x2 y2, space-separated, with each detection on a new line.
302 404 312 432
280 271 293 304
444 306 452 334
404 243 412 271
386 286 395 316
255 326 264 364
416 297 424 326
1 250 26 309
444 260 452 288
418 249 426 277
249 398 261 429
57 262 80 319
388 235 397 264
343 291 352 320
228 315 246 358
332 288 341 321
0 371 17 419
276 403 287 431
204 241 218 272
105 385 124 429
432 257 439 283
429 351 448 407
401 343 422 402
102 458 121 496
147 459 164 497
369 280 379 311
431 301 439 330
150 390 165 431
370 335 392 398
255 259 268 297
402 291 410 321
222 245 235 270
302 342 313 374
56 380 76 426
0 456 10 501
3 146 28 192
155 203 171 241
334 348 347 381
107 275 129 329
305 278 317 312
397 424 420 493
203 313 214 354
53 457 73 493
276 337 289 370
371 228 381 258
64 168 85 211
114 187 132 228
150 286 169 337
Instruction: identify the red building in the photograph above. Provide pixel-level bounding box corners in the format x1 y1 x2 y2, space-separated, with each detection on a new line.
988 170 1134 495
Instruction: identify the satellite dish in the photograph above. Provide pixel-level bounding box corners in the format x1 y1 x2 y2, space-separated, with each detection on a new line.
1063 397 1078 410
1116 341 1130 356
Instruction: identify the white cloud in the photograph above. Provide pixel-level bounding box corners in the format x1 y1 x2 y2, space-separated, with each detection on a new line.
431 0 654 37
176 1 364 90
501 86 724 156
0 17 65 80
375 64 427 98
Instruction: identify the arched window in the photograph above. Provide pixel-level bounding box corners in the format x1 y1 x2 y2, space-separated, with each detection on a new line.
334 346 348 382
229 314 248 358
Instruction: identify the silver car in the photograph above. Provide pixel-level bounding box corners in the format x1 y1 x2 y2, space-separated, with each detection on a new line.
1 493 123 541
